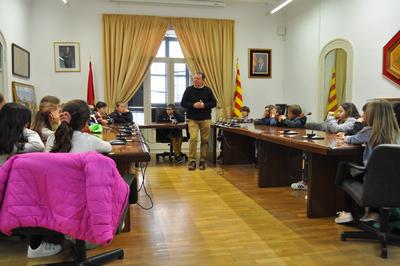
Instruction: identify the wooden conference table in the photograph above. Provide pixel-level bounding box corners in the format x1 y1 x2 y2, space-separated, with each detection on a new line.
208 124 364 218
139 122 188 130
100 125 151 232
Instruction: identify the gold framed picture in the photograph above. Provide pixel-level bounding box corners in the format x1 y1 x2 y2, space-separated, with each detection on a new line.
249 48 271 78
54 42 80 72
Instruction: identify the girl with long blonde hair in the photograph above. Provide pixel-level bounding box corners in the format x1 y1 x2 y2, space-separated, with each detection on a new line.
363 100 400 164
32 101 61 142
335 100 400 224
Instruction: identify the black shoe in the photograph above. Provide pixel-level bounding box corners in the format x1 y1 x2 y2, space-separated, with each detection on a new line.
199 161 206 170
188 161 196 170
175 155 184 164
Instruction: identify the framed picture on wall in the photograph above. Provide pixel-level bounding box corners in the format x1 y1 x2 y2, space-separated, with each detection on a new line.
12 81 38 114
248 48 271 78
383 31 400 87
12 43 30 78
54 42 80 72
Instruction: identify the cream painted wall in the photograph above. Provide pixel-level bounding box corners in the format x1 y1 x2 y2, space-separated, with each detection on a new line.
283 0 400 121
0 0 32 100
29 0 285 118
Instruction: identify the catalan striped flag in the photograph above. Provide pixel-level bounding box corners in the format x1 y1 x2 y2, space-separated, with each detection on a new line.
232 61 243 117
326 67 338 114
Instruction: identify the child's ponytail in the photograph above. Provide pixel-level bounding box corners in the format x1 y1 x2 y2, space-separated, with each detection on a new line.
50 100 90 153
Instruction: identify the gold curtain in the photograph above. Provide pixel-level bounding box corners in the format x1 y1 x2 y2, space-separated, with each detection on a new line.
171 17 235 119
335 48 347 105
102 14 169 109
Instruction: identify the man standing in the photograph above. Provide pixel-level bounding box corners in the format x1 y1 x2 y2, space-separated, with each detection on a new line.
181 72 216 170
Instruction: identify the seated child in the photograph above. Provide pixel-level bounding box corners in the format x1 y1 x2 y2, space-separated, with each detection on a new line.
0 104 55 258
93 101 111 125
306 102 360 134
336 103 370 146
32 100 61 142
335 100 400 224
0 103 45 164
345 103 368 136
45 100 112 153
254 105 277 125
272 104 307 128
241 106 250 119
109 101 133 124
157 104 185 163
269 104 308 190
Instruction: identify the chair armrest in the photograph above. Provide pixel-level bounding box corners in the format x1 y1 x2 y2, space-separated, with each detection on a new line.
344 162 366 171
335 161 366 186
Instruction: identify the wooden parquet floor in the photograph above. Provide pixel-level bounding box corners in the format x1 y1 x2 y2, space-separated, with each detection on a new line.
0 159 399 265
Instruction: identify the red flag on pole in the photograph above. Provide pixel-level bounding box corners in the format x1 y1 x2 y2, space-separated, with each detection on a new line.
87 61 95 105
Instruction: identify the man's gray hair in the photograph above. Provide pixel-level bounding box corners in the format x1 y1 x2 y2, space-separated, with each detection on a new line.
195 72 206 81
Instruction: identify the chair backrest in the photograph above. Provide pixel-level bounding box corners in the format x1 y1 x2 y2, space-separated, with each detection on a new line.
275 104 287 115
362 144 400 207
174 107 187 118
0 152 129 244
152 108 164 123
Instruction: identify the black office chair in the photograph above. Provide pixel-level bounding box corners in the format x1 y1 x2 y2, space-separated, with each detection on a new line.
335 144 400 258
152 107 189 162
275 104 287 115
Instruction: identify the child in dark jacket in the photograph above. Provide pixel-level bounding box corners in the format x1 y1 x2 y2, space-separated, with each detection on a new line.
271 104 309 190
157 104 185 163
109 101 133 124
271 104 307 128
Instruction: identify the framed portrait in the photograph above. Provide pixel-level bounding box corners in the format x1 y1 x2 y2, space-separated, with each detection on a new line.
12 44 30 78
12 81 38 114
54 42 80 72
249 48 271 78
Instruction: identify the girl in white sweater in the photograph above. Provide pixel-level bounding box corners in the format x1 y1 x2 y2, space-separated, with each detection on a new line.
306 102 360 134
45 100 111 153
0 103 44 165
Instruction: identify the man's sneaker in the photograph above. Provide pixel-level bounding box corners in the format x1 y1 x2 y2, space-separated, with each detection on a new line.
360 212 379 222
188 161 196 170
27 241 62 258
291 180 308 190
335 211 353 224
175 155 184 164
199 161 206 170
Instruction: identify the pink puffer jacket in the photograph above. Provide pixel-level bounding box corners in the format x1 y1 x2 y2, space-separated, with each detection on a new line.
0 152 129 245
